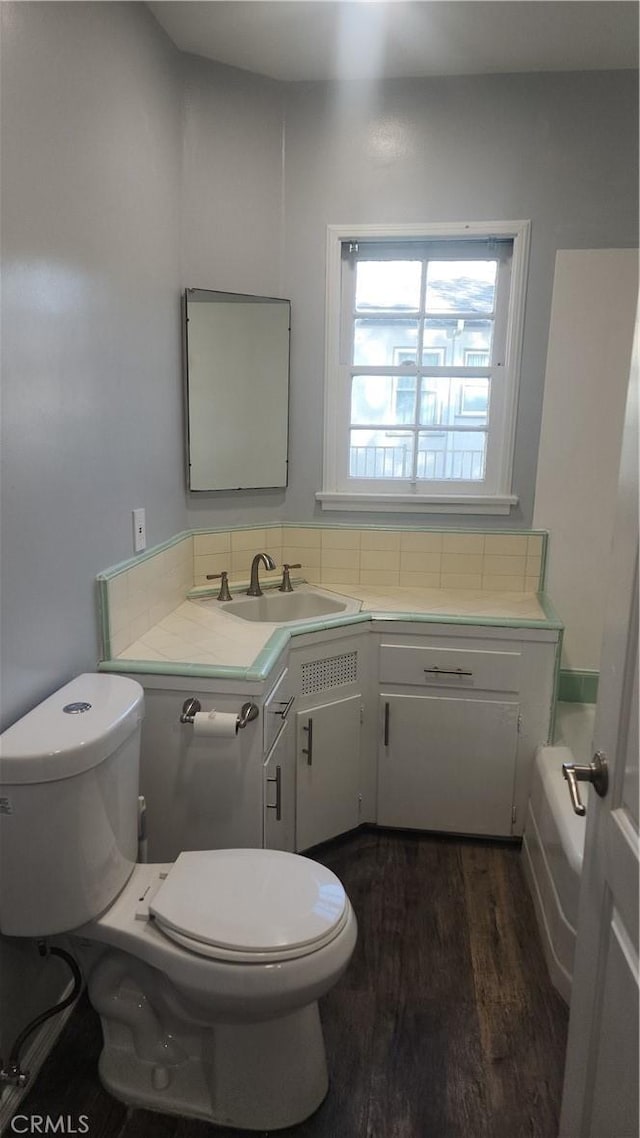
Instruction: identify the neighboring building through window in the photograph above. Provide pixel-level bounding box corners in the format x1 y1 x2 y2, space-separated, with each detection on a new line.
318 222 530 514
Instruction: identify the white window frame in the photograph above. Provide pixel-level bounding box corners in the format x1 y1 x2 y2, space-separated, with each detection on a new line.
317 220 530 514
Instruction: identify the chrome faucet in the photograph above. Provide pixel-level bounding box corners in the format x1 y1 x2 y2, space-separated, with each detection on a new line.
247 552 276 597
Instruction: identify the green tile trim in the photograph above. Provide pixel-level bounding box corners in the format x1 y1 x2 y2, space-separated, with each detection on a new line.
370 610 562 631
549 628 564 742
98 658 257 682
558 670 599 704
191 523 283 535
96 577 111 660
539 532 549 590
96 531 192 582
100 606 561 683
192 522 549 536
536 592 563 627
285 523 549 534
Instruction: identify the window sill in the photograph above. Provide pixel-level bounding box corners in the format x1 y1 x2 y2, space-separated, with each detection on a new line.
315 492 519 515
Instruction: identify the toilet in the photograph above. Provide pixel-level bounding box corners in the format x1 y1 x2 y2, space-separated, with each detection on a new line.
0 674 357 1131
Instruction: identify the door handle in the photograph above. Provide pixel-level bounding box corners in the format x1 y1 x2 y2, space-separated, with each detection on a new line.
562 751 608 816
384 701 390 746
274 695 295 720
423 666 473 677
266 764 282 821
302 718 313 766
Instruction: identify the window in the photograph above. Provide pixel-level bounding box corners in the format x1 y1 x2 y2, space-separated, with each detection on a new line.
318 222 530 514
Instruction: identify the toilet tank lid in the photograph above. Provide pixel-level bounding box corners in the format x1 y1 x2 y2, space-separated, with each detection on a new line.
0 674 144 785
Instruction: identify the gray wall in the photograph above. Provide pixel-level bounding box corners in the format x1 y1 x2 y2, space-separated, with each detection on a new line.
178 65 638 531
281 71 638 527
181 56 289 530
1 2 186 733
0 0 185 1055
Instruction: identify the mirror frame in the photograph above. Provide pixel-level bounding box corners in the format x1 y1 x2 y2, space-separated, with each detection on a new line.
184 287 291 492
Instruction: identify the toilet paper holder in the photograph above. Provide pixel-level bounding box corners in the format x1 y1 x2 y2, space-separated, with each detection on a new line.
180 698 259 729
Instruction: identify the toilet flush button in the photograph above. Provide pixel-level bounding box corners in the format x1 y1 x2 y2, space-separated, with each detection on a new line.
62 702 92 714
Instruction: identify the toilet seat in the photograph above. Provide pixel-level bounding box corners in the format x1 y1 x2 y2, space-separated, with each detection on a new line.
149 848 349 964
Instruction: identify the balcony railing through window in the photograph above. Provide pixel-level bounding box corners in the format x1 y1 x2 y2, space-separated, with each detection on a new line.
349 440 486 481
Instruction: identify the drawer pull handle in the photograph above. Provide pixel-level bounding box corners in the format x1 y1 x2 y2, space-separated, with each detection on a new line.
302 718 313 766
384 701 390 746
266 764 282 821
423 666 473 677
274 695 295 720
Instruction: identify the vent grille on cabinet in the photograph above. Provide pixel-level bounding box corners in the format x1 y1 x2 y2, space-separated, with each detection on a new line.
301 651 358 695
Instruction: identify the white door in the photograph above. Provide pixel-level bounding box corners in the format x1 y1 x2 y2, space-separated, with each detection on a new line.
378 693 519 836
296 694 361 850
559 336 639 1136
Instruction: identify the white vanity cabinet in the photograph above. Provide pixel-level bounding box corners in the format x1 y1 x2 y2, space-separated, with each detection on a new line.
123 612 559 857
287 627 374 851
126 667 287 861
376 625 559 838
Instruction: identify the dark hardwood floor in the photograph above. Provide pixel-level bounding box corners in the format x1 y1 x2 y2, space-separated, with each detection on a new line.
15 830 569 1138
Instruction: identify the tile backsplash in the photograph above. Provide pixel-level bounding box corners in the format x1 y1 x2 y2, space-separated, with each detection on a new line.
98 534 193 658
99 525 547 658
194 526 545 593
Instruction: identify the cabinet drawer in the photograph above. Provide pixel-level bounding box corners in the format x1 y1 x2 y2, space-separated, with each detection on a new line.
380 642 521 693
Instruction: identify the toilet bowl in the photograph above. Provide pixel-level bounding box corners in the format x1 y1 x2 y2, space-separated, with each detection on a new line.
0 674 357 1130
77 852 357 1129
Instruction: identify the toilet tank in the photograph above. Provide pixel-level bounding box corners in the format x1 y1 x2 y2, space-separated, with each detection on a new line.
0 673 144 937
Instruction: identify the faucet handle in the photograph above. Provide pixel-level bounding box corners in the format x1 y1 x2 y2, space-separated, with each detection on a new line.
206 570 232 602
279 564 302 593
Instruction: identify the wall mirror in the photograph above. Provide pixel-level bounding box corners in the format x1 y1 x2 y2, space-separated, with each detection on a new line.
184 288 291 491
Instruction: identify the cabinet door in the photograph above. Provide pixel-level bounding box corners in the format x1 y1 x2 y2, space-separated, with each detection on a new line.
378 693 519 837
296 694 361 851
263 720 295 852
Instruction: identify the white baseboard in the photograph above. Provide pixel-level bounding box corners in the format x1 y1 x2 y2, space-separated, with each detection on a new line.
0 981 76 1132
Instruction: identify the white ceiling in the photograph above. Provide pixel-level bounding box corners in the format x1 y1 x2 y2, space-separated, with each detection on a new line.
148 1 639 83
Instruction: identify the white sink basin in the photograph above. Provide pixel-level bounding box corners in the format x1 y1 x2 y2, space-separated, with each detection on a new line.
199 585 360 625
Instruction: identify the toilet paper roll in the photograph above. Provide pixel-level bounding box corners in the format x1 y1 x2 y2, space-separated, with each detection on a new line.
192 710 238 738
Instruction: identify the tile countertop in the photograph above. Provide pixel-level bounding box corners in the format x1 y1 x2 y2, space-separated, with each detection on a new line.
99 583 562 683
